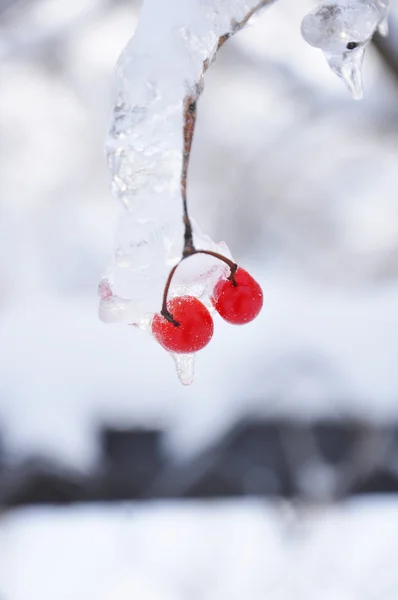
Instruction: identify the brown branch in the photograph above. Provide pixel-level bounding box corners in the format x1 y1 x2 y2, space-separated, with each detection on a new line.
373 25 398 87
181 95 198 256
232 0 274 33
180 0 275 256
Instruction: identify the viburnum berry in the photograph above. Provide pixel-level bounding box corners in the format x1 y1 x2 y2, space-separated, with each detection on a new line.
211 267 263 325
152 295 214 353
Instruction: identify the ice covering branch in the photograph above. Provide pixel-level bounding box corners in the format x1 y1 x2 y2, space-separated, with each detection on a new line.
100 0 276 326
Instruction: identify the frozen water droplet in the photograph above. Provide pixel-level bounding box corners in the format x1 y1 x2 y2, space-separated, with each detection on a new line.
326 45 365 99
301 0 390 97
301 2 380 53
171 353 195 386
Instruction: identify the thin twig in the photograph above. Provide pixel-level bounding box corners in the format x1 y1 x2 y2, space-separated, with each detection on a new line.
193 250 238 285
161 263 181 325
181 96 198 256
180 0 274 249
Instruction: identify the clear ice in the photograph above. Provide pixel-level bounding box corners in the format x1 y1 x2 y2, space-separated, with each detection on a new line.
99 0 273 384
172 353 196 386
301 0 390 99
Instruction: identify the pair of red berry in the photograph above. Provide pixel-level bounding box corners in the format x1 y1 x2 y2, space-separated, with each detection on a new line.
151 267 263 354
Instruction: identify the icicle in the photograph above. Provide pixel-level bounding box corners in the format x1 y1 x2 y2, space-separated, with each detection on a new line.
172 353 195 386
326 45 365 100
301 0 390 98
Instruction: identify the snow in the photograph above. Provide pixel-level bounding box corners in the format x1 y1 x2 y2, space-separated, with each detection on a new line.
1 0 398 465
1 497 398 600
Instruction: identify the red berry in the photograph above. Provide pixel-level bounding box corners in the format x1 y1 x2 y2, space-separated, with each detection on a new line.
211 267 263 325
152 296 214 353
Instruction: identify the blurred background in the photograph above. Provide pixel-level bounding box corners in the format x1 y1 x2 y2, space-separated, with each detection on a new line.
1 0 398 598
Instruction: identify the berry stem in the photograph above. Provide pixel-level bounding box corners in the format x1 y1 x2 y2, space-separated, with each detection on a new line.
193 250 238 285
161 250 238 326
161 263 181 326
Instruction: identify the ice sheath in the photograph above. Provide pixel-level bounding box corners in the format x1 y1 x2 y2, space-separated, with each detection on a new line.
99 0 274 328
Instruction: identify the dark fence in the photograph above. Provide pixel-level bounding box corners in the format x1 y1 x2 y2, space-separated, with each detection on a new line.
1 419 397 506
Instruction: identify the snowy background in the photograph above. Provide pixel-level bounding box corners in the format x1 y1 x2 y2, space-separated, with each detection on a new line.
1 0 398 598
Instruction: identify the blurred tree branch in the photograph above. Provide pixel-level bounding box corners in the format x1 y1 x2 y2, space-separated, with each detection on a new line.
373 18 398 85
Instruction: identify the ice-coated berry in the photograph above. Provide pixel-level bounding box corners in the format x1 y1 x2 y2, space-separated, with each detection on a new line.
152 296 214 353
211 267 263 325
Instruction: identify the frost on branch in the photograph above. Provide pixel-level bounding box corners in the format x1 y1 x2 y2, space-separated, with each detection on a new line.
301 0 390 99
98 0 273 384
